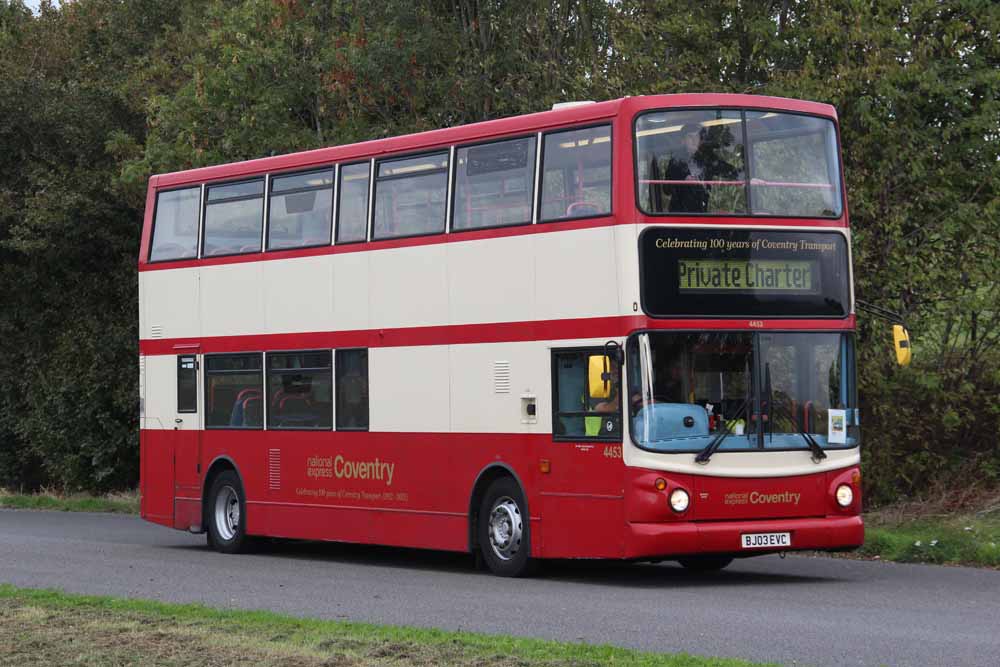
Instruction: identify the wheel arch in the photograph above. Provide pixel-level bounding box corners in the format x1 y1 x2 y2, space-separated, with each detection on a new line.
201 455 244 532
467 463 530 553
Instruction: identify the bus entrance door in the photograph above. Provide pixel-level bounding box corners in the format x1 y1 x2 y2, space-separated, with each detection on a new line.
172 351 202 530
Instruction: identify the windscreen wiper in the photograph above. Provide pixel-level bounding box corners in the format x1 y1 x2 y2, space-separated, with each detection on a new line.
762 361 826 462
771 400 827 463
695 398 748 464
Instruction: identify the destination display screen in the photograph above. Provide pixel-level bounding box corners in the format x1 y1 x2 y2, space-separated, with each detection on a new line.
677 259 818 293
640 229 850 318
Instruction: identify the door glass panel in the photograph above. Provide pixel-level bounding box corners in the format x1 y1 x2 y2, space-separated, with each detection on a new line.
552 349 622 440
177 355 197 413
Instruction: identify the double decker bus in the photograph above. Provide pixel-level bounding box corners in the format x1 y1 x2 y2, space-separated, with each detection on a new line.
139 94 864 576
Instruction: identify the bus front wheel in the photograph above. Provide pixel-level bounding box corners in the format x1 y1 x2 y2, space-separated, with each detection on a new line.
478 478 533 577
207 470 251 554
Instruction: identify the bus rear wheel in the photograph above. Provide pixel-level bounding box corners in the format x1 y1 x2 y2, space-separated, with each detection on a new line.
677 556 733 572
207 470 251 554
478 478 533 577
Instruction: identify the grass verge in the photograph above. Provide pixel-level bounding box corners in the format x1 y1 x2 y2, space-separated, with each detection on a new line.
0 584 768 667
0 489 138 514
855 506 1000 568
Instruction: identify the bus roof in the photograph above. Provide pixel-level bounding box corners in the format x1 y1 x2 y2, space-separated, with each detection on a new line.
152 93 837 189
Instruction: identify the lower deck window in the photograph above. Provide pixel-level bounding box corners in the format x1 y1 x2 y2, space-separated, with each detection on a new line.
336 349 369 430
266 351 332 429
205 353 264 429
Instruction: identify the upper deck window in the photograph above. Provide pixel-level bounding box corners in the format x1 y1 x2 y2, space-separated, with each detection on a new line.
149 187 200 262
745 111 842 217
203 179 265 256
267 169 334 250
636 110 746 215
336 162 370 244
373 152 449 240
635 110 842 218
453 136 536 231
540 125 611 221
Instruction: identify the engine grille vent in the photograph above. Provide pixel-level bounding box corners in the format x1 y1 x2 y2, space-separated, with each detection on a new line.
268 449 281 491
150 325 164 339
494 361 511 394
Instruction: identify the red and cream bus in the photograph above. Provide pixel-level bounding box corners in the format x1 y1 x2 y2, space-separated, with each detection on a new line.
139 94 864 576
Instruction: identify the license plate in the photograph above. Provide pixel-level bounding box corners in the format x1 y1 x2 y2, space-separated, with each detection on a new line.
741 532 791 549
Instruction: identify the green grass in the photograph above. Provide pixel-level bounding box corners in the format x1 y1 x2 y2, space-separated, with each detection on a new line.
0 489 138 514
857 510 1000 567
0 584 768 667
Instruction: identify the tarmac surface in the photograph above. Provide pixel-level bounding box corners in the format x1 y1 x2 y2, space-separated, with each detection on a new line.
2 509 998 666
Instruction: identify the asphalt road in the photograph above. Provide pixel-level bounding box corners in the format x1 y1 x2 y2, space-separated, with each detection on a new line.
2 510 998 666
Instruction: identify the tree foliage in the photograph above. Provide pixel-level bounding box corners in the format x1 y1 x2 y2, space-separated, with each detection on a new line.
1 0 997 502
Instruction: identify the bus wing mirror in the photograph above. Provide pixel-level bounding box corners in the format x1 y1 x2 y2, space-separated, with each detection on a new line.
588 355 613 399
893 324 912 366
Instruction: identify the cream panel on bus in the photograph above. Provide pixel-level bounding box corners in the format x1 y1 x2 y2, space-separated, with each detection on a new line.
263 255 333 334
200 262 264 337
534 226 621 320
331 251 371 330
614 224 641 316
141 268 200 340
369 245 448 328
447 235 535 325
143 354 177 429
449 342 552 434
369 346 450 432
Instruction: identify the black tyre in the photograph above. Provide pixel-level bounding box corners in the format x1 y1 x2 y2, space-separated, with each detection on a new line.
478 477 533 577
677 556 733 572
206 470 252 554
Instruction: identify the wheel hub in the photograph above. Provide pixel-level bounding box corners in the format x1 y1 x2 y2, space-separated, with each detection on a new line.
488 497 522 561
214 485 240 541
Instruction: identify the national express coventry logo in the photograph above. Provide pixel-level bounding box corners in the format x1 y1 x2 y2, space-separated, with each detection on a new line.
306 455 395 486
724 491 801 506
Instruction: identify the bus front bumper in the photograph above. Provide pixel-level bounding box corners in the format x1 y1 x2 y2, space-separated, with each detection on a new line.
625 514 863 559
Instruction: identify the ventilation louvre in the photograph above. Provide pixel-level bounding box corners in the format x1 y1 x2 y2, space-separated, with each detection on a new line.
150 325 164 339
494 361 511 394
268 449 281 491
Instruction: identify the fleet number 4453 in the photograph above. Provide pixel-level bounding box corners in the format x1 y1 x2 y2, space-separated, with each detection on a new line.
603 445 622 459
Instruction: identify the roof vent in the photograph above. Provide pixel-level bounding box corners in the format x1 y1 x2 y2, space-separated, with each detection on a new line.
551 101 596 111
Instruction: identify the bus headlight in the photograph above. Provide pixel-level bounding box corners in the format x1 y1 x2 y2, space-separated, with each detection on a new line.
835 484 854 507
669 488 690 513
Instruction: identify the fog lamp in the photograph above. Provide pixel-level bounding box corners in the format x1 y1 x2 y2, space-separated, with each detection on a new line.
669 488 690 513
835 484 854 507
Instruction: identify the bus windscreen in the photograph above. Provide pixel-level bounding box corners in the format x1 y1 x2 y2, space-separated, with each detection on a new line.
639 228 849 318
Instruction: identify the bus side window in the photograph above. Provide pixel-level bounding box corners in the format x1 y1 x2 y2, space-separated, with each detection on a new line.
177 355 197 413
551 349 621 440
336 349 369 431
539 125 612 222
204 353 264 429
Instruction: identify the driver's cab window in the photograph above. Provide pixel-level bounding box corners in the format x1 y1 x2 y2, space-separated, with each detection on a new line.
551 349 621 441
